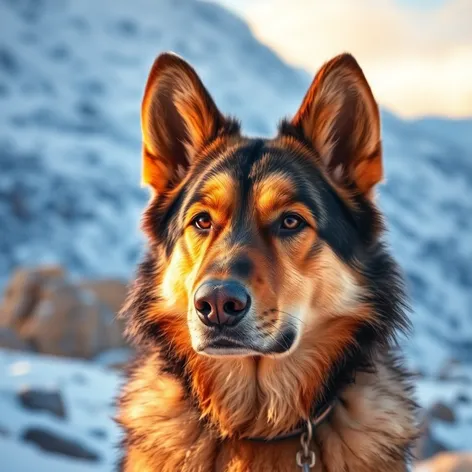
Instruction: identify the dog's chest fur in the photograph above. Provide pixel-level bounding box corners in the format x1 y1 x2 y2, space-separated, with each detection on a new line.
118 350 417 472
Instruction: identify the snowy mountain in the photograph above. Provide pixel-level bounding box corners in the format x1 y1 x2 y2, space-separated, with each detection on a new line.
0 0 471 467
0 0 307 286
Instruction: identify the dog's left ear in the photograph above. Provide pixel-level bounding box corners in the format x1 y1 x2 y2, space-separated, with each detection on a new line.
291 53 382 197
141 53 235 193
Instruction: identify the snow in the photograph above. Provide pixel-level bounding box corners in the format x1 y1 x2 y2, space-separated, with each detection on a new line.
0 0 471 468
0 349 471 471
0 349 122 471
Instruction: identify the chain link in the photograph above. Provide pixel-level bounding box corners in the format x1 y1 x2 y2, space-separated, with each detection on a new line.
296 420 316 470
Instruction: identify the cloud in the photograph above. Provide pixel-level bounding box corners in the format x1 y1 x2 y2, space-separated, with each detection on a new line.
221 0 472 117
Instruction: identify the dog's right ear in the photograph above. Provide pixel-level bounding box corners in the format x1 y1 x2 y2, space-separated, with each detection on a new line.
141 53 236 193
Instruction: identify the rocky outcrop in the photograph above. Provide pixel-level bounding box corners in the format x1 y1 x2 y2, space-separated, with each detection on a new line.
0 266 64 330
0 266 129 359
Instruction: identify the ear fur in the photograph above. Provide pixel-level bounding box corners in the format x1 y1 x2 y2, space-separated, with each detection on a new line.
141 53 237 193
291 53 382 196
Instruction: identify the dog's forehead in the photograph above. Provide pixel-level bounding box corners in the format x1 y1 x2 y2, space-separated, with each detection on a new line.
209 139 302 189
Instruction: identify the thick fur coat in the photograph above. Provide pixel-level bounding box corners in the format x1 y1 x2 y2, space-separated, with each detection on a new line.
117 52 418 471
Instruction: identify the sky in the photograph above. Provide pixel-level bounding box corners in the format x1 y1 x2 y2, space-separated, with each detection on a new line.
217 0 472 118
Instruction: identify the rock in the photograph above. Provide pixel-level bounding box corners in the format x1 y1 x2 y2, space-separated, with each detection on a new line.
17 387 66 419
414 452 472 471
78 279 127 314
430 402 456 424
19 279 128 358
0 266 128 358
19 281 100 358
21 427 100 461
0 326 29 351
79 279 128 351
413 412 448 461
0 266 64 330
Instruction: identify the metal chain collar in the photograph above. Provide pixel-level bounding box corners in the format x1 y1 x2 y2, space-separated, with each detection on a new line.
296 420 316 471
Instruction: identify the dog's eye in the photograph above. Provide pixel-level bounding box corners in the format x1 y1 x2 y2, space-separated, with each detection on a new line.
193 213 212 231
280 214 304 231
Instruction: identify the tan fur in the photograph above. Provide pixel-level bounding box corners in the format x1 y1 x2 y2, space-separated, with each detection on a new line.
119 52 417 471
118 350 416 471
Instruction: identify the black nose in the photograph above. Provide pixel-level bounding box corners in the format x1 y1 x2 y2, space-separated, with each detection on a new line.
194 280 251 327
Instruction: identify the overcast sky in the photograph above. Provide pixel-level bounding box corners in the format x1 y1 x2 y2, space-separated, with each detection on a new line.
217 0 472 118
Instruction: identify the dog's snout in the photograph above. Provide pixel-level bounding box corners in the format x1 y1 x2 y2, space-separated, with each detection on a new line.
194 280 251 327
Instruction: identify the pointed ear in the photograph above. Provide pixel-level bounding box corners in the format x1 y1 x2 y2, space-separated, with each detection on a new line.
141 53 236 193
291 53 382 197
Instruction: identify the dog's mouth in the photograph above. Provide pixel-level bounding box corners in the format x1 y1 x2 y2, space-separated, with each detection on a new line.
195 328 297 357
197 335 259 357
208 338 246 349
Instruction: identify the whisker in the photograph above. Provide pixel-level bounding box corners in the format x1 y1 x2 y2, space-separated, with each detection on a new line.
271 309 307 326
260 320 293 351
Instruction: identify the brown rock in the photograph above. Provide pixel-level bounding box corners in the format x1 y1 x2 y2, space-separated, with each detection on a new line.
19 281 102 358
78 279 127 314
415 453 472 471
18 278 127 358
79 279 128 351
0 266 64 330
1 266 128 359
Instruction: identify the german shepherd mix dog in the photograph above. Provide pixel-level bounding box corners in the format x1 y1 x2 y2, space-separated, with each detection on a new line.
118 52 418 471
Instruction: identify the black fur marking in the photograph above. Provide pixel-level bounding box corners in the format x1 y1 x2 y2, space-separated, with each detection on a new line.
230 255 254 280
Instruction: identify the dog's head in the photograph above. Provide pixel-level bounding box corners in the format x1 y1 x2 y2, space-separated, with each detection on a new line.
126 52 406 396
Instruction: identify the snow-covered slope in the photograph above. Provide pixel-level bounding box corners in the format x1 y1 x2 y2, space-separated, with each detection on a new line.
0 0 307 285
0 349 122 471
0 0 471 465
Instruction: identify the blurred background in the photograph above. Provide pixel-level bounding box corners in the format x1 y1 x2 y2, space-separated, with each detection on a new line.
0 0 470 470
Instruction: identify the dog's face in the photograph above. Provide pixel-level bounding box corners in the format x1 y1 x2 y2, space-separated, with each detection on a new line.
134 52 388 363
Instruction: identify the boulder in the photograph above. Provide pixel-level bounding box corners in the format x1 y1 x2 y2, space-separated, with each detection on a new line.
17 387 66 419
0 266 129 358
78 279 127 314
79 279 128 351
20 281 104 358
0 266 64 330
21 427 100 461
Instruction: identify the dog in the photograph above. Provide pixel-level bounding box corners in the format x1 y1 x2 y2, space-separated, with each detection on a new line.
117 52 418 471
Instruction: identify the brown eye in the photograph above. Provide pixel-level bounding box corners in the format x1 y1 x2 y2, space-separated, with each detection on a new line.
193 213 212 231
281 214 304 231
